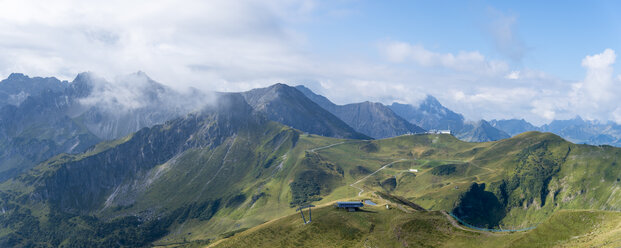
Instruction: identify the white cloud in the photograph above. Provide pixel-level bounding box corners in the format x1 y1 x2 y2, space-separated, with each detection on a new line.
76 72 214 115
582 49 616 68
505 70 520 79
563 48 621 121
577 48 616 100
510 49 621 124
446 87 539 121
380 41 508 76
0 0 315 92
384 48 621 125
613 108 621 124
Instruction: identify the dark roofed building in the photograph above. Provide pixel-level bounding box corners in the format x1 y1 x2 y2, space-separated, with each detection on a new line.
336 201 364 212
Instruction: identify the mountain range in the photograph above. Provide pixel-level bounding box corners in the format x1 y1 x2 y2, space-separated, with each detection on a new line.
2 71 620 185
0 72 211 182
2 105 620 246
491 116 621 147
242 84 369 139
0 72 515 184
388 96 510 142
1 72 621 247
296 85 510 141
295 85 424 138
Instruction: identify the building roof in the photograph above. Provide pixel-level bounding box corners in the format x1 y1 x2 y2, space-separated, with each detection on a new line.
336 201 364 207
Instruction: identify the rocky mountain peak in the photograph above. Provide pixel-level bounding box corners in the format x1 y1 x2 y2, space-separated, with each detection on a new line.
242 83 369 139
6 73 29 80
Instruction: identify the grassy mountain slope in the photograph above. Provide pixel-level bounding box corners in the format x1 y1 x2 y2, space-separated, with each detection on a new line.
173 130 621 245
2 110 621 247
253 131 621 229
0 93 305 246
212 204 621 248
212 204 491 248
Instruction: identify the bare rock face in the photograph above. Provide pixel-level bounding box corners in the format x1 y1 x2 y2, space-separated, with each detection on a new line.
389 95 465 132
243 84 369 139
0 77 99 181
388 96 510 142
0 73 68 107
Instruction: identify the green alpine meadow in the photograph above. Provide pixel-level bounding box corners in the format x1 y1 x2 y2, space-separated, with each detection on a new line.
1 91 620 247
3 1 621 247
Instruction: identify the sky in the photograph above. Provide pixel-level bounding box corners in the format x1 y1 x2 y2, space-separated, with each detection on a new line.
1 0 621 125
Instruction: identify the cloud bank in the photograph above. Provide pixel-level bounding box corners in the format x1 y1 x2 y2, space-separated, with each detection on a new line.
0 1 620 125
0 0 315 92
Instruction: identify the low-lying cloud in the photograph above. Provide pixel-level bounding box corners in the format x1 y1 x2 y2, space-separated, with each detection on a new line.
77 72 215 115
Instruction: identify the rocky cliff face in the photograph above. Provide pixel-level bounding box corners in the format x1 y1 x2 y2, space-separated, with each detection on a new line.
0 93 303 246
389 96 465 131
0 85 100 181
295 85 424 139
0 73 68 107
18 93 259 212
0 72 212 182
243 84 369 139
389 96 510 142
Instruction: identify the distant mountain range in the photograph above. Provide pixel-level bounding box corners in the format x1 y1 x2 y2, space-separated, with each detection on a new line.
389 96 465 131
387 96 510 142
296 86 508 141
1 71 620 185
0 73 68 107
295 85 424 139
491 116 621 146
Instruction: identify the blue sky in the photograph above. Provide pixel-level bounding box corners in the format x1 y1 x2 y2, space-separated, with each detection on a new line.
300 1 621 80
1 0 621 125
